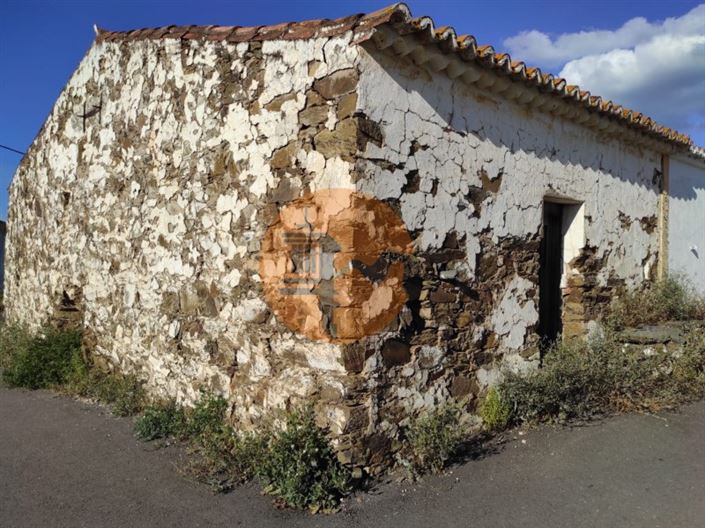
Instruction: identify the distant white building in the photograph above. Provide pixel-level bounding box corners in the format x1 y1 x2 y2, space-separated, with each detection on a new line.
669 148 705 294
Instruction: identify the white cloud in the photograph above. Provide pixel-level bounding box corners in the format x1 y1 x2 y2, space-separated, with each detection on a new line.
503 5 705 141
503 4 705 68
559 34 705 128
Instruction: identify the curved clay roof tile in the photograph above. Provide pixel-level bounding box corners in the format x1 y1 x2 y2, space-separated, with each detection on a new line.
94 2 692 147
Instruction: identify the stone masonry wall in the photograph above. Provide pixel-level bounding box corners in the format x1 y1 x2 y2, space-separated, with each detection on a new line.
5 34 370 440
335 46 663 470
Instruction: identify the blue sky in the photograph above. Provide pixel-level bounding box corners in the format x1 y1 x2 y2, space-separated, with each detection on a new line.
1 0 703 220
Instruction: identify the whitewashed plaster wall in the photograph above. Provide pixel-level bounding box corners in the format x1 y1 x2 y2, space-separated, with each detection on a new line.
356 46 662 364
669 156 705 294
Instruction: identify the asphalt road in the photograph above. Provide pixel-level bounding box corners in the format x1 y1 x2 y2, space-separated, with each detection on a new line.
1 386 704 528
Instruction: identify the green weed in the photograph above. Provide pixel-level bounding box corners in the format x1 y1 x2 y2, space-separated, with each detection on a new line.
405 402 466 475
134 400 187 441
498 326 705 424
480 387 512 431
0 326 82 389
607 275 704 330
253 406 350 512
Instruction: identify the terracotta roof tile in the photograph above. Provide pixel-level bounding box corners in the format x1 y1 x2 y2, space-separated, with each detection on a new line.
254 21 291 41
94 2 692 147
164 25 191 39
183 26 210 40
151 26 173 39
204 26 237 41
320 14 362 38
281 19 322 40
226 26 260 43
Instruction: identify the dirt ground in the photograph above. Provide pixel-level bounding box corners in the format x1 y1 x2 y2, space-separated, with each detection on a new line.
1 386 704 528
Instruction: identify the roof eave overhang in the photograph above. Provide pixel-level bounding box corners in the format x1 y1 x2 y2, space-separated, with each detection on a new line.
361 23 689 155
93 2 694 153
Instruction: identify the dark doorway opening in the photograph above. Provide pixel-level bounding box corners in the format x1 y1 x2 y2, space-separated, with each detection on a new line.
538 202 564 349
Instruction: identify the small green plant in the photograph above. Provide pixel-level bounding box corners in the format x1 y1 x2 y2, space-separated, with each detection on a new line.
172 393 251 492
0 324 34 373
500 335 619 423
64 348 92 392
65 364 146 417
667 323 705 400
188 427 261 492
1 327 82 389
253 406 350 512
162 397 350 507
405 402 465 475
135 400 187 441
480 387 512 431
187 392 229 437
0 322 146 416
94 373 146 416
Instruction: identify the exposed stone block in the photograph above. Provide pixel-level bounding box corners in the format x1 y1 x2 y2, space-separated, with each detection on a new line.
313 118 358 160
313 68 358 99
299 104 329 127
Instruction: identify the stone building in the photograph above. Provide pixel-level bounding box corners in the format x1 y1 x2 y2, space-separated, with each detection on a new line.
5 4 703 473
